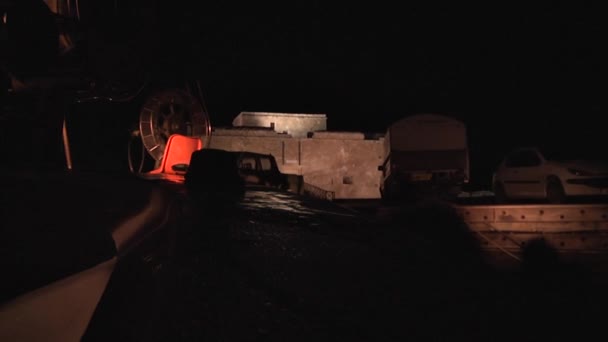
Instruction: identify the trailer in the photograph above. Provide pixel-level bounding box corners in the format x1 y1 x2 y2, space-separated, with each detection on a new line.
379 113 469 200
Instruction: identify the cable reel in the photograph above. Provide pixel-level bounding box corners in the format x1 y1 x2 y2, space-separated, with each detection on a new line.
129 88 211 173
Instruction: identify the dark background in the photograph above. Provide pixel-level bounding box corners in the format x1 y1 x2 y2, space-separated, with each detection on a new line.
71 1 607 187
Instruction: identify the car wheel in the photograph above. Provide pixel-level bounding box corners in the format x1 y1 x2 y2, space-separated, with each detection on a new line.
546 178 566 204
493 181 508 204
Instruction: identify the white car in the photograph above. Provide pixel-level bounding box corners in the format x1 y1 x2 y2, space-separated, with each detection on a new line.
492 146 608 203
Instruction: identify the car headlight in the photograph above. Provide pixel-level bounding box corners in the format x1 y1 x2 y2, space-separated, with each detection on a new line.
568 168 593 176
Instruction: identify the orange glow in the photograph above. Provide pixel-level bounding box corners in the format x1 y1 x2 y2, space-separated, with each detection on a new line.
62 118 73 171
145 134 203 182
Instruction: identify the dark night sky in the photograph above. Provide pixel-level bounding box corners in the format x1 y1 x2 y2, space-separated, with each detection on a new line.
80 2 606 183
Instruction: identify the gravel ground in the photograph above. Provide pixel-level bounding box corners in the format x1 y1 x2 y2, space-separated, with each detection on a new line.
81 189 608 341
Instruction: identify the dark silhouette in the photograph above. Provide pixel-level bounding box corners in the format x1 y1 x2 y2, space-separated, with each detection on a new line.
185 148 246 212
514 237 608 340
520 238 562 278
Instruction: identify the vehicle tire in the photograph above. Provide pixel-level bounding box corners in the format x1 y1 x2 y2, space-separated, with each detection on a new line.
493 181 508 204
546 178 566 204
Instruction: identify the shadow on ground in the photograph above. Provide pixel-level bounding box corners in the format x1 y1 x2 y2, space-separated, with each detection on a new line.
83 194 608 341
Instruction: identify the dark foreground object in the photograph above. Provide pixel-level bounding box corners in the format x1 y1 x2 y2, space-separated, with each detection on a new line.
83 190 608 341
0 171 160 304
2 167 607 341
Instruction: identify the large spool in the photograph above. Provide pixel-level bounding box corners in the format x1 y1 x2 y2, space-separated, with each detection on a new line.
138 88 211 162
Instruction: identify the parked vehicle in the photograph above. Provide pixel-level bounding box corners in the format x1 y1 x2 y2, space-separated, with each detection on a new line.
235 151 289 190
379 113 469 200
185 149 289 202
492 146 608 203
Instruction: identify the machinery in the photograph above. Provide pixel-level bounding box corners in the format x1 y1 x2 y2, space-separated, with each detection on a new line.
129 84 212 175
60 80 212 175
2 0 212 174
